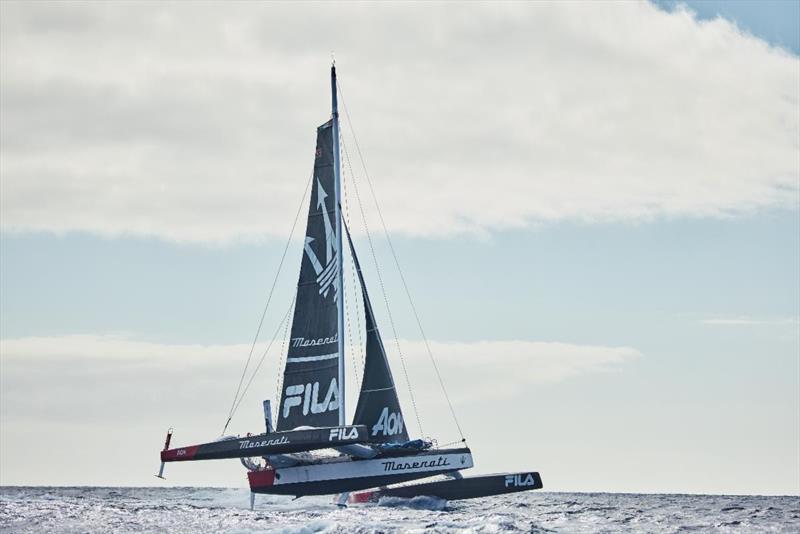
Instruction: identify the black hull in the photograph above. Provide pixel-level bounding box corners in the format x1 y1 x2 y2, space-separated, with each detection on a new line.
351 471 543 502
160 426 368 462
252 469 457 496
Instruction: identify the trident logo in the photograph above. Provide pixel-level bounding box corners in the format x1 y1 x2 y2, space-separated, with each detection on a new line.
303 178 339 301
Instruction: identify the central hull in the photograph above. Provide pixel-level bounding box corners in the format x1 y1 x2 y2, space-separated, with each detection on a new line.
249 447 472 496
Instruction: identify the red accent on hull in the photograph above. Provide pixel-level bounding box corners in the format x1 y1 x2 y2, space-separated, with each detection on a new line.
248 469 277 489
347 491 377 504
160 445 199 462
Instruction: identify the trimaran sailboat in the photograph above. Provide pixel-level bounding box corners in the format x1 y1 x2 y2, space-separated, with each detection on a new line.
156 64 543 507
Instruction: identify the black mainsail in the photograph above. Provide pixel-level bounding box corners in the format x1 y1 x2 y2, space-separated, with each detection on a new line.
346 226 409 443
277 119 343 431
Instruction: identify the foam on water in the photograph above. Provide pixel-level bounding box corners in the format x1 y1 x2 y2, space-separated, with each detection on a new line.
1 487 798 533
377 495 448 511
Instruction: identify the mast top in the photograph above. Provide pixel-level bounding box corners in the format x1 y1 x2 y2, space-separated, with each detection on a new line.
331 63 338 119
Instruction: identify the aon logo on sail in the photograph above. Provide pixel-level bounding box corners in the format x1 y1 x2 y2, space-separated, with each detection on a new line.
282 378 339 418
372 407 404 437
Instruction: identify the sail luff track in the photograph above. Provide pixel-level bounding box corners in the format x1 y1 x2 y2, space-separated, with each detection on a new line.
331 64 346 426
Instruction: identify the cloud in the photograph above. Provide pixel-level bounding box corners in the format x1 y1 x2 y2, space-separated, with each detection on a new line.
396 339 642 403
1 2 797 243
700 316 800 326
0 333 642 486
0 334 641 423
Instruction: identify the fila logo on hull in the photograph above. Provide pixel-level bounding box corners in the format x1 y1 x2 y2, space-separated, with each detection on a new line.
505 473 536 487
329 427 360 441
282 378 339 419
371 407 404 437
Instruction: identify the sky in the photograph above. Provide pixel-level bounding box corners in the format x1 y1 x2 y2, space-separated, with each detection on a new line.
0 1 798 495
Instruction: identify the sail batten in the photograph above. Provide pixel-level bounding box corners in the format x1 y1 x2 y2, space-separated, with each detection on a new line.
331 65 346 427
286 352 338 364
361 387 395 393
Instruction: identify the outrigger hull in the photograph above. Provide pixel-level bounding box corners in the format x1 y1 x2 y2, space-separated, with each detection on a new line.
348 471 543 503
249 448 473 496
160 426 368 462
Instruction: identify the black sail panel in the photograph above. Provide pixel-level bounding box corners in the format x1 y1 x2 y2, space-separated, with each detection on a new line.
346 226 410 443
277 120 341 431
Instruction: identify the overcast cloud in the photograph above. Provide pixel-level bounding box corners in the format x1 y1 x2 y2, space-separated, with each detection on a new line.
1 1 797 243
0 334 640 486
0 334 641 423
0 1 798 495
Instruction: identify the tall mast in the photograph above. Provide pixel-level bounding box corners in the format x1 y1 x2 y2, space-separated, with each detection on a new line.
331 63 345 426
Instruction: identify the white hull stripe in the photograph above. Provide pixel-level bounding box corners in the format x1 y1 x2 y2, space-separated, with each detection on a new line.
272 451 473 486
286 352 339 363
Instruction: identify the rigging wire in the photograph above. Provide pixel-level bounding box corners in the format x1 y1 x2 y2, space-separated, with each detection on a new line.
337 81 467 443
338 124 425 438
231 295 296 421
342 160 366 381
340 190 362 390
341 201 356 390
221 173 312 436
344 261 361 390
273 294 294 424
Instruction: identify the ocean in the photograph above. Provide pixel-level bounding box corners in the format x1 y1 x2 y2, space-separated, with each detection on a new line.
1 487 798 533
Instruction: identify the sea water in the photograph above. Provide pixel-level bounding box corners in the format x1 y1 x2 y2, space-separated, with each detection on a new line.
1 486 798 533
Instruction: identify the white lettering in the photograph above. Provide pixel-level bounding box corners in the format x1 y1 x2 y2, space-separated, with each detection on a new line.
328 426 359 441
313 378 339 414
238 435 290 450
372 407 405 437
504 473 536 487
282 385 304 418
282 378 340 419
290 334 339 348
303 382 312 415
